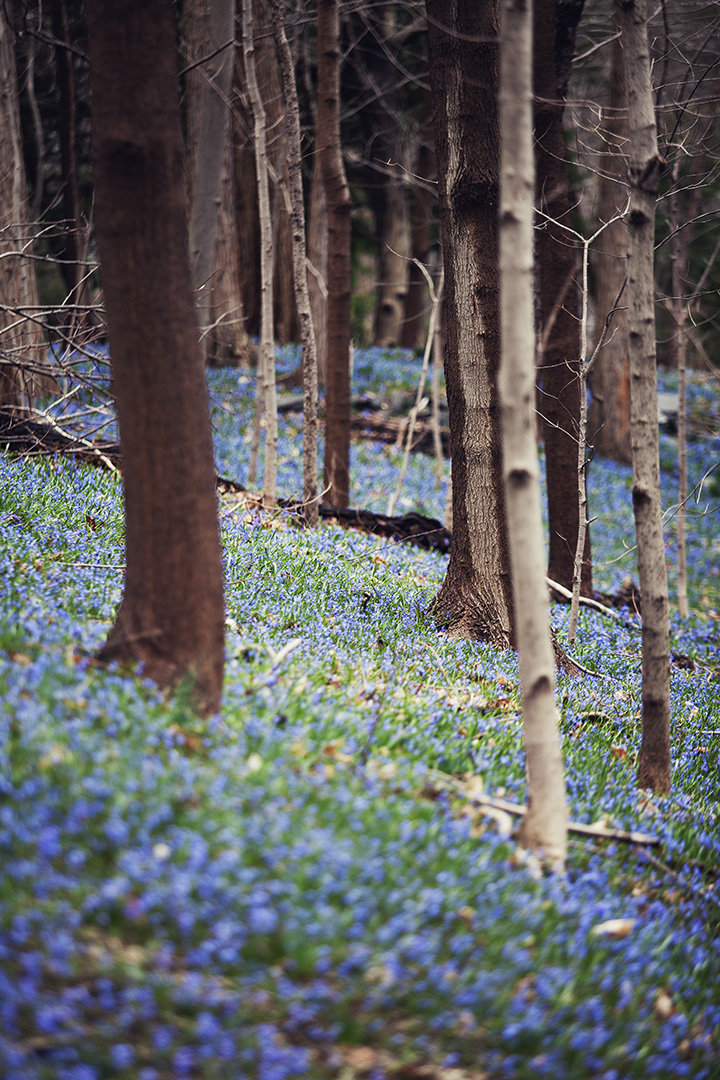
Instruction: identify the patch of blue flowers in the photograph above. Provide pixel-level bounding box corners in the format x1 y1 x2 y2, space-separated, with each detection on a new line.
0 350 718 1078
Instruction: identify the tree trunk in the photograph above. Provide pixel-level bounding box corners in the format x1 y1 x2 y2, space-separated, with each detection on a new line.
426 0 514 648
87 0 225 715
401 93 436 351
271 0 319 525
308 152 328 384
500 0 567 868
51 0 88 314
374 176 411 347
243 0 278 505
0 2 43 409
616 0 671 794
183 0 236 362
207 140 254 366
318 0 352 508
534 0 591 596
233 0 298 344
588 32 632 464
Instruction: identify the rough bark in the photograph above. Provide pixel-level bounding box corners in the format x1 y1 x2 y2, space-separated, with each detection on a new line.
318 0 352 508
86 0 225 715
426 0 514 647
616 0 671 793
588 32 632 464
271 0 319 525
0 2 44 409
500 0 567 868
183 0 236 361
534 0 592 596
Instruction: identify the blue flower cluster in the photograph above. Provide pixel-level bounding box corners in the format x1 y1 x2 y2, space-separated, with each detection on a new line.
0 349 718 1078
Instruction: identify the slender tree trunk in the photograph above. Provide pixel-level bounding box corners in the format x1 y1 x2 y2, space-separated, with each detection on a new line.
616 0 671 794
534 0 591 597
87 0 225 715
208 141 253 366
374 178 411 347
51 0 88 313
0 2 43 409
668 164 691 619
401 90 436 351
184 0 236 362
308 152 328 385
500 0 567 868
318 0 352 508
588 32 632 464
243 0 278 505
426 0 514 647
271 0 319 525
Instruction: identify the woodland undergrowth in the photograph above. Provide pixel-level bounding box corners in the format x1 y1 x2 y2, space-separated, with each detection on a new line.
0 347 719 1079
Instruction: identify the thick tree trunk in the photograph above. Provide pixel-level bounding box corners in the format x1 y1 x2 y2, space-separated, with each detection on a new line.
207 141 254 366
318 0 352 508
534 0 591 597
426 0 514 647
183 0 236 362
616 0 671 794
0 3 43 409
374 177 411 347
500 0 567 868
588 33 632 464
87 0 225 715
271 0 319 525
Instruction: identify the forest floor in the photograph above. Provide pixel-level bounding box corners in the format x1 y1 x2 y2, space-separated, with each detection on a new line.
0 347 719 1079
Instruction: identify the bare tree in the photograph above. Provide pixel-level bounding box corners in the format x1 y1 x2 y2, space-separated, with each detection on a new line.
86 0 225 715
500 0 567 867
318 0 352 509
183 0 236 362
271 0 319 525
426 0 515 647
0 1 44 408
616 0 671 794
243 0 278 506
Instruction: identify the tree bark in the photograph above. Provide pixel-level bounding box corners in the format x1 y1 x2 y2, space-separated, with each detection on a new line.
500 0 567 868
87 0 225 715
401 93 436 351
183 0 236 362
0 1 43 409
318 0 352 508
426 0 514 647
271 0 319 525
616 0 671 794
534 0 592 596
588 32 632 464
243 0 278 505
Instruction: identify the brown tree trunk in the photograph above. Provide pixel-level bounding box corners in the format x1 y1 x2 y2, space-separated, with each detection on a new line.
87 0 225 715
588 33 632 464
426 0 514 647
534 0 591 597
401 93 436 351
373 176 411 347
616 0 670 794
307 152 328 384
183 0 236 361
318 0 352 508
208 141 254 366
0 2 43 409
51 0 88 313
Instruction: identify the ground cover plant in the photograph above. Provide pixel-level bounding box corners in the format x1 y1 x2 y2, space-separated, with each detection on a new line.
0 348 719 1079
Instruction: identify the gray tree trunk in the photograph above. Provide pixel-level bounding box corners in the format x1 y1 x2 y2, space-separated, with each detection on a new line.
616 0 671 794
499 0 567 867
